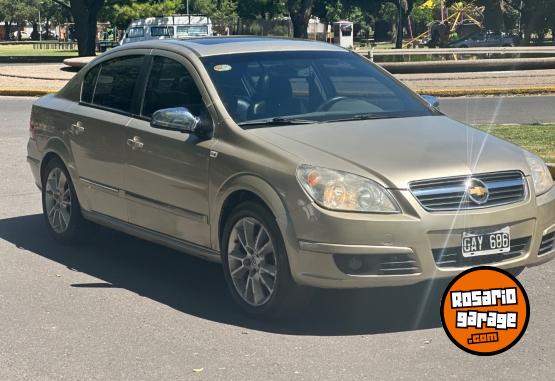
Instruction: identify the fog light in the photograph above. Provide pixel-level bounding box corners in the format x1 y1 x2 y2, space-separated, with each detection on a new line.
347 256 363 271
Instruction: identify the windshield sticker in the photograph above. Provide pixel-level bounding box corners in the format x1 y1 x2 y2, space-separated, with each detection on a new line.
214 64 232 72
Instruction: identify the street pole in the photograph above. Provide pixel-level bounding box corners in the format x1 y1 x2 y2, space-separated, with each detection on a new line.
39 9 42 42
187 0 189 15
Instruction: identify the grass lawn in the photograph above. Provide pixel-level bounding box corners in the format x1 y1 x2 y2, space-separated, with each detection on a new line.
476 124 555 163
0 44 77 57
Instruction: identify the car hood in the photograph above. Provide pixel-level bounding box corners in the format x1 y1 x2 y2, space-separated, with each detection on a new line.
248 115 530 189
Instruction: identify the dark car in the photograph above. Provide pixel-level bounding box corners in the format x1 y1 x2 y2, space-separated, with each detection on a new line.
449 32 517 48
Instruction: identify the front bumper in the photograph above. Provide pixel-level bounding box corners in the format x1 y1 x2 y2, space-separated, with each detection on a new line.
285 183 555 289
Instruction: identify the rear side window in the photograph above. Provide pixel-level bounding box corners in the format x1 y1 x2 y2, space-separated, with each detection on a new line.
142 56 204 118
151 26 174 37
91 55 144 113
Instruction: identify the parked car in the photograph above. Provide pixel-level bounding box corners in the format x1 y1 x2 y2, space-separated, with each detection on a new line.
120 15 213 45
41 31 59 40
448 31 517 48
11 31 31 40
27 37 555 318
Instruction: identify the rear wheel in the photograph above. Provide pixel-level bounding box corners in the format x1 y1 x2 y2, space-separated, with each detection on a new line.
42 157 88 244
221 201 304 319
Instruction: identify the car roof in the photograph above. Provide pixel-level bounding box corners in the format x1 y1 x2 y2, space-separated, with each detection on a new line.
118 36 347 57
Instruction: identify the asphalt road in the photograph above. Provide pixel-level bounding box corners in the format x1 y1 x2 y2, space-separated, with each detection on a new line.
1 96 554 380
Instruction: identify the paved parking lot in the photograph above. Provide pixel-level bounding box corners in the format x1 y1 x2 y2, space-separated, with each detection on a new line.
1 96 554 380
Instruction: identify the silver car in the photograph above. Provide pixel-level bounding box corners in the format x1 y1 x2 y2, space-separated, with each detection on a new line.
27 37 555 318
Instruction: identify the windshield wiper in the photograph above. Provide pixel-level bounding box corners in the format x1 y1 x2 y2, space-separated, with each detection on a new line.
238 117 318 128
323 113 388 123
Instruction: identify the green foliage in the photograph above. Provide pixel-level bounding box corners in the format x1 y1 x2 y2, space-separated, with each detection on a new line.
0 0 40 24
109 0 182 28
237 0 284 19
410 2 433 35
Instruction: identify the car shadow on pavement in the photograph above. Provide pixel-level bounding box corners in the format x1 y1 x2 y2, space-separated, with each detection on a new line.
0 214 446 336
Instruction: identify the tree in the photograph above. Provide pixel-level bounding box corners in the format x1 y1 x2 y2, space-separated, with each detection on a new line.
237 0 284 20
0 0 40 40
287 0 314 38
52 0 106 56
108 0 182 29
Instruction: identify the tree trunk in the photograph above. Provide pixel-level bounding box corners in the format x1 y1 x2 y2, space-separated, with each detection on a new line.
395 3 405 49
288 0 314 39
70 0 105 57
291 14 308 38
4 22 11 41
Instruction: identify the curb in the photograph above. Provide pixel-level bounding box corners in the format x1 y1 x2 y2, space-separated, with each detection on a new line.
0 88 57 96
2 86 555 98
414 86 555 97
0 72 70 81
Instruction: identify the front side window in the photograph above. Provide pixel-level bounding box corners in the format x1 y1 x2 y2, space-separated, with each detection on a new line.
142 56 204 118
88 55 144 113
201 51 435 126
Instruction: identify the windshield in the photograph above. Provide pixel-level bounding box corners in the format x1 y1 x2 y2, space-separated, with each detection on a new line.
201 51 436 127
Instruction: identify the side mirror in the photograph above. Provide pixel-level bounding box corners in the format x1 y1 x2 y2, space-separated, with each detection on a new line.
421 95 440 110
151 107 200 133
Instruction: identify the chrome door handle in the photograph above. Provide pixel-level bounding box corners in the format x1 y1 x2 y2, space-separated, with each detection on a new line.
126 136 144 150
71 121 85 135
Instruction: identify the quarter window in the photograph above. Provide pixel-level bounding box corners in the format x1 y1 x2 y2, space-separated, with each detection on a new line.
142 56 204 118
81 65 100 103
91 55 144 113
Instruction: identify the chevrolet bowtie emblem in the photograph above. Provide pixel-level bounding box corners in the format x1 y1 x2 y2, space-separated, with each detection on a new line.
468 186 487 197
465 178 490 205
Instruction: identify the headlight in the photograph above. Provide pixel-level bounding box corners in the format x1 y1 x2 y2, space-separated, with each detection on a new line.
296 165 400 213
524 151 553 195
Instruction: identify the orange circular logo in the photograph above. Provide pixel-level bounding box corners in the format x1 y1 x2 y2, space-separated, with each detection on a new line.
441 266 529 356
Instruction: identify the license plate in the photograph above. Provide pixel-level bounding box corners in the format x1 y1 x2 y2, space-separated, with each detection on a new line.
462 227 510 257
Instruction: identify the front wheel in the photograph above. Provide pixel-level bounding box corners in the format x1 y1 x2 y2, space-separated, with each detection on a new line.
221 201 304 319
42 157 89 244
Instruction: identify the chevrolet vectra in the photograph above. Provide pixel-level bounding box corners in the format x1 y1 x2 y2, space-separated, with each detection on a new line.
27 37 555 317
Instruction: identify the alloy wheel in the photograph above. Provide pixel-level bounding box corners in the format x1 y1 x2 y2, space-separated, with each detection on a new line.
44 168 72 233
227 217 277 306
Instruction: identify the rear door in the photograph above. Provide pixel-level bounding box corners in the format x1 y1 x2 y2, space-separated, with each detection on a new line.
69 54 146 221
123 52 214 246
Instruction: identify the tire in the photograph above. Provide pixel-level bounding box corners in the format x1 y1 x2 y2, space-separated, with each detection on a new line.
507 267 524 277
460 44 469 48
221 201 304 319
41 157 89 244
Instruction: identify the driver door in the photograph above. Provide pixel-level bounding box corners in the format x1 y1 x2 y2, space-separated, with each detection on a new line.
124 53 214 247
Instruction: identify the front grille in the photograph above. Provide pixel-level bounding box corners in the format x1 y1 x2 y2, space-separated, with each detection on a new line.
409 171 526 211
432 236 530 268
539 233 555 256
334 254 420 275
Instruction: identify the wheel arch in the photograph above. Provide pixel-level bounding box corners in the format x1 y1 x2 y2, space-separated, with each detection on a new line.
40 138 75 183
40 138 87 209
212 175 294 254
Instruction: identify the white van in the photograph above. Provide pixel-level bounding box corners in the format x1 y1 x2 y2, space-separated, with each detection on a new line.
121 15 213 45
